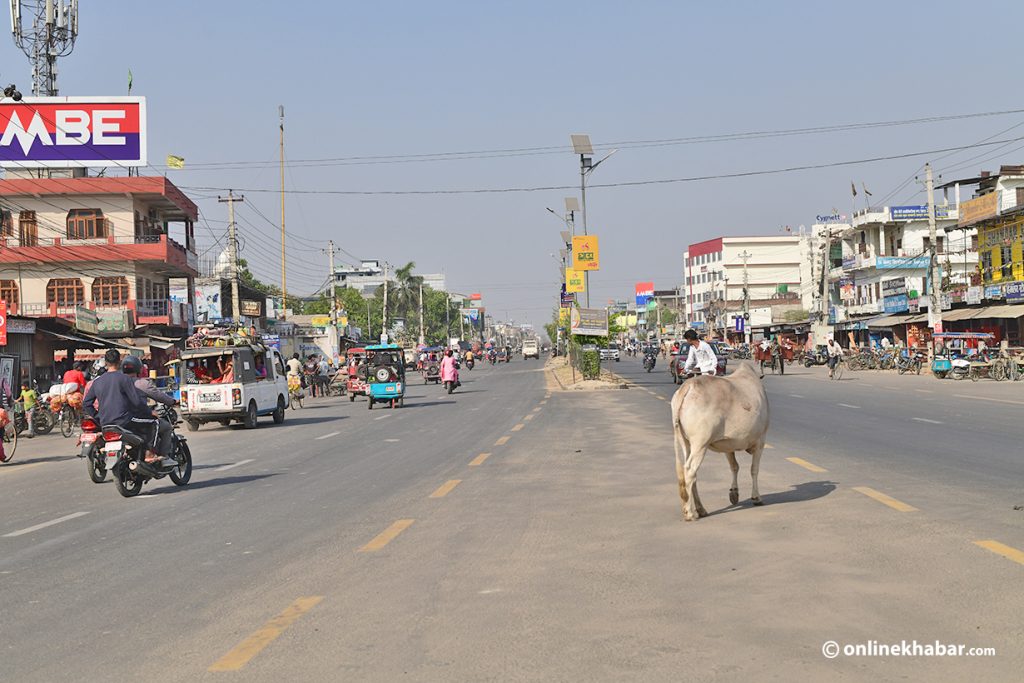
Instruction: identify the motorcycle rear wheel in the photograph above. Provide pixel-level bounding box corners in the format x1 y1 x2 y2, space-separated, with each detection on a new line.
86 446 106 483
1 423 17 462
170 441 192 486
113 464 144 498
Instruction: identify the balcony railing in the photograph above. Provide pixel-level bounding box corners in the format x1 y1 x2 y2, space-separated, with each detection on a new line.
0 234 172 248
12 299 190 328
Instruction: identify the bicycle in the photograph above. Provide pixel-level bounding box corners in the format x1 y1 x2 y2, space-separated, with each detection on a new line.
59 403 81 438
830 354 845 380
0 418 17 463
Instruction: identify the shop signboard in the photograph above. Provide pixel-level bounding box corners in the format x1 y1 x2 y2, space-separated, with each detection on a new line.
882 278 907 297
908 298 921 313
876 256 930 269
75 306 99 334
6 318 35 334
309 315 331 327
1005 281 1024 302
842 255 857 269
97 309 132 333
570 307 608 336
966 286 982 305
0 97 147 168
890 205 951 221
958 192 999 227
240 299 262 317
940 293 953 311
261 334 281 350
883 295 909 314
984 284 1002 299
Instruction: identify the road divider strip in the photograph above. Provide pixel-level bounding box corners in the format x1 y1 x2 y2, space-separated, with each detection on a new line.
215 459 254 472
207 596 324 672
495 436 510 446
974 540 1024 567
429 480 462 499
511 423 524 432
315 431 341 440
359 519 415 552
3 511 90 538
786 457 827 473
469 453 490 466
852 486 918 512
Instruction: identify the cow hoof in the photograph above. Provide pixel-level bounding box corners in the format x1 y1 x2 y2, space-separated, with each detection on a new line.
751 497 764 506
729 489 739 505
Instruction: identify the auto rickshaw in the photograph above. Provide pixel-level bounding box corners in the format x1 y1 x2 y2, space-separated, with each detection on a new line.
364 344 406 409
420 346 443 384
345 347 369 402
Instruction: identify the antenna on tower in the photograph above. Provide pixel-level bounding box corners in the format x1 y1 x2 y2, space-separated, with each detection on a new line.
10 0 79 97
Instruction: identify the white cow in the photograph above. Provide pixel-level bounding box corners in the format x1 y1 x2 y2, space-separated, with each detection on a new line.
670 362 769 521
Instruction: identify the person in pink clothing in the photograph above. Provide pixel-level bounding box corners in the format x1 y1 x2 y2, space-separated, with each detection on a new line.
440 348 459 389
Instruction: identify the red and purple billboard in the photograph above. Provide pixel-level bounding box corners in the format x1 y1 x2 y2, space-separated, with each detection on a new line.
0 97 147 168
635 281 654 306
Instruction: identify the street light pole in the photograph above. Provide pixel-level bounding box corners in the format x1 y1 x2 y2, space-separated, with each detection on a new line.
571 134 617 309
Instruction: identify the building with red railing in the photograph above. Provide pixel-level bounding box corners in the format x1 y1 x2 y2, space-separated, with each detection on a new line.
0 175 197 334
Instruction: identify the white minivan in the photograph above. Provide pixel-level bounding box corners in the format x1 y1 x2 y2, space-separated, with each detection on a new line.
522 338 540 359
179 345 290 430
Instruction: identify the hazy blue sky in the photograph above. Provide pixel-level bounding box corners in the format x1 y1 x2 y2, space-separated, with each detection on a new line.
4 0 1024 326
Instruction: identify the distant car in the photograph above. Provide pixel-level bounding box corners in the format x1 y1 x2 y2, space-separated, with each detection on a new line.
599 342 621 362
522 339 540 360
669 342 727 383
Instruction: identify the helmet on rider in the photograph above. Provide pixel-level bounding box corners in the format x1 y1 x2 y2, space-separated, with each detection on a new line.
121 355 143 376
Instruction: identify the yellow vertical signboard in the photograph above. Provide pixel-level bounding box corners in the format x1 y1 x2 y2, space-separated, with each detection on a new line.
572 235 600 271
565 268 586 292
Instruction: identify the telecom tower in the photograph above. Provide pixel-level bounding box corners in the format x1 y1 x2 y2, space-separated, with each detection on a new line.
9 0 79 97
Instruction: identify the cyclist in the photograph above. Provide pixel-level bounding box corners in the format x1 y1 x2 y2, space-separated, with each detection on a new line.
826 335 843 379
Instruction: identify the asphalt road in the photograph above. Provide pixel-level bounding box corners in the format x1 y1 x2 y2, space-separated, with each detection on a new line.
1 356 1022 681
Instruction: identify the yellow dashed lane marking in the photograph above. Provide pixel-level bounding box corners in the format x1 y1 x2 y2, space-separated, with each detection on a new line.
359 519 415 552
511 423 524 432
974 540 1024 566
852 486 918 512
429 479 462 499
495 436 510 446
786 457 827 473
532 406 542 412
208 596 324 672
469 453 490 467
524 414 535 421
539 400 548 405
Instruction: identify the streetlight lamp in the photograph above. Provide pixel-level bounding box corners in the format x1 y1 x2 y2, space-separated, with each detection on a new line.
571 134 617 308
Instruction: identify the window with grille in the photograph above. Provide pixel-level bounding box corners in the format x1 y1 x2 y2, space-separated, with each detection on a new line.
0 210 12 237
46 278 84 307
92 276 129 306
0 280 18 309
18 210 37 246
66 209 107 239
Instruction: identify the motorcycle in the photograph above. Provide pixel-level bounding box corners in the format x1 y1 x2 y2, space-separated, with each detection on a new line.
79 414 107 483
488 352 497 365
466 357 475 370
803 347 829 367
100 406 192 498
444 378 461 394
643 353 657 373
949 355 971 380
895 351 923 375
13 401 55 436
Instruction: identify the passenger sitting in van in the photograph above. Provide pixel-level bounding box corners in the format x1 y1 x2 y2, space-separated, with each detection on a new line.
212 357 234 384
254 355 268 380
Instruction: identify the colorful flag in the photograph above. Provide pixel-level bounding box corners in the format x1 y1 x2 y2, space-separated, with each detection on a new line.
166 154 185 169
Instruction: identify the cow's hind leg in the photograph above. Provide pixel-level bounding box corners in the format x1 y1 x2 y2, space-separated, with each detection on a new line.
673 418 689 516
726 451 740 505
683 442 709 521
747 443 764 505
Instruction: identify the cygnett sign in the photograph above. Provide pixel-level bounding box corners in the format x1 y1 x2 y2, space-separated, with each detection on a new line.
0 97 146 167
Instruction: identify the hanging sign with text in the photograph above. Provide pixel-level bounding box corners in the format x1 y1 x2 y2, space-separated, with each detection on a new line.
571 235 600 271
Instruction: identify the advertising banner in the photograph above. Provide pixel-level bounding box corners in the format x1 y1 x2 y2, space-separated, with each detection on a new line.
75 306 99 334
958 192 999 227
570 307 608 336
566 268 586 293
635 281 654 306
240 300 262 317
966 286 983 305
882 278 907 296
876 256 930 269
1005 281 1024 302
194 284 222 322
0 97 147 168
571 235 600 271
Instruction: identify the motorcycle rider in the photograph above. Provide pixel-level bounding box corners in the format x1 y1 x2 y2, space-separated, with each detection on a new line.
682 329 718 377
122 355 177 460
83 349 161 463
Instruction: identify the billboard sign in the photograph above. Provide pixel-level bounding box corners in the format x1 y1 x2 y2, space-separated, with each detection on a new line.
570 307 608 336
958 192 999 227
876 256 930 269
571 235 600 271
194 284 222 323
635 281 654 306
566 268 586 293
890 205 951 221
1005 280 1024 302
0 97 147 168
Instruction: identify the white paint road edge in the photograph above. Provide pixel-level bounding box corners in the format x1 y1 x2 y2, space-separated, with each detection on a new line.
837 403 860 409
216 459 254 472
912 417 943 424
4 511 90 538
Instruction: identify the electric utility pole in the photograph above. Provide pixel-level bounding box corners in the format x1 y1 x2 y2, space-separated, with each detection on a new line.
218 191 244 323
279 105 288 320
925 162 942 355
740 250 752 346
325 240 338 324
418 283 425 345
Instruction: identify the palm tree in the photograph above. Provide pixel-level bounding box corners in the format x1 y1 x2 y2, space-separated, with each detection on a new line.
386 261 423 325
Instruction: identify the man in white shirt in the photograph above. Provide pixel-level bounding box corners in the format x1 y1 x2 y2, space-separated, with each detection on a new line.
825 335 843 378
682 329 718 377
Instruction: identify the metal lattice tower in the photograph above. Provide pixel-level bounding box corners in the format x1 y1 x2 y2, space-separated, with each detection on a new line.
10 0 79 96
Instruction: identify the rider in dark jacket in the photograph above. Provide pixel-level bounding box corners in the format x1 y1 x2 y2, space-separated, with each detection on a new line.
83 350 152 428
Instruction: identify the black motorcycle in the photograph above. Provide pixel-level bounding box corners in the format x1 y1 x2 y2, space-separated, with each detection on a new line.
643 353 657 373
100 406 192 497
803 346 829 368
895 351 923 375
13 401 55 436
